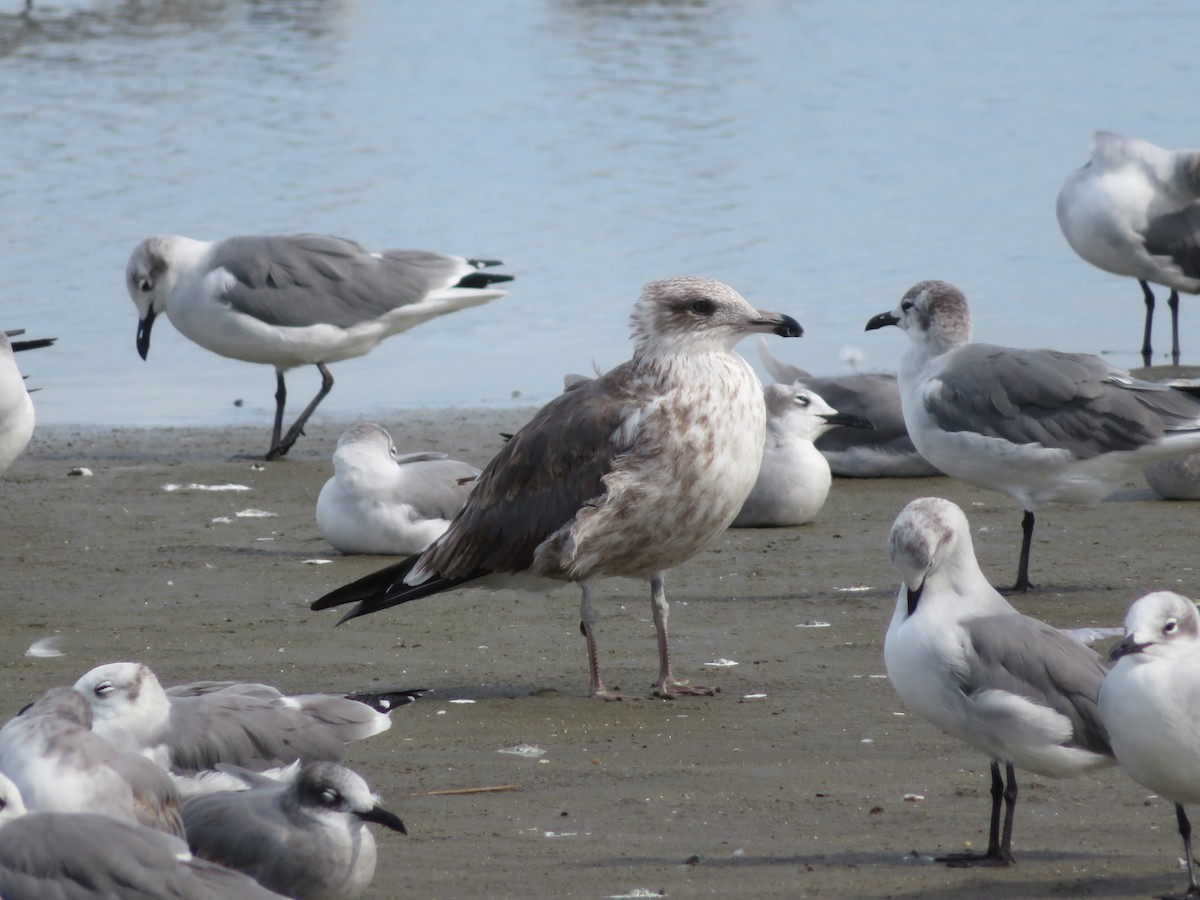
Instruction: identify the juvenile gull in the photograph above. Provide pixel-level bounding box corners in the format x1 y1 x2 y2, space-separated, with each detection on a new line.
125 233 512 459
0 773 287 899
74 662 418 791
866 279 1200 591
0 686 185 837
756 337 939 477
316 422 480 554
884 497 1112 865
1057 131 1200 365
313 276 803 699
183 761 406 899
1099 591 1200 899
731 384 872 527
0 333 34 474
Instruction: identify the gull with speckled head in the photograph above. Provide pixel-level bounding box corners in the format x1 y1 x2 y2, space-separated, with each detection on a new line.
313 276 803 700
125 234 511 459
884 497 1112 866
866 279 1200 592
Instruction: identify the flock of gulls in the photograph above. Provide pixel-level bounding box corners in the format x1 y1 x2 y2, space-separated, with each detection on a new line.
1 130 1200 897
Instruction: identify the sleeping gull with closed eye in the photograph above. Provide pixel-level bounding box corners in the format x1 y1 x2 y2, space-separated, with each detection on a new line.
884 497 1113 866
1057 131 1200 366
125 233 511 460
866 279 1200 591
312 276 803 700
183 761 406 900
316 422 480 555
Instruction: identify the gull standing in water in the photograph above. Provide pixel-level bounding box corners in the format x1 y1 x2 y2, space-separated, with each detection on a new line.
125 234 511 459
884 497 1112 865
313 276 803 699
866 279 1200 591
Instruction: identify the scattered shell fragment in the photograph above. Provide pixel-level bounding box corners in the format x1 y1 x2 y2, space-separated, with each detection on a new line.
742 693 768 700
25 637 63 658
498 744 547 759
235 508 276 518
162 483 251 492
302 558 333 565
67 467 93 477
796 620 831 628
902 793 925 802
704 658 739 668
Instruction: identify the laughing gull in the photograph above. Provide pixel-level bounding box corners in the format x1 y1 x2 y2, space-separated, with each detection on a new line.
74 662 418 790
183 761 406 900
313 276 803 700
884 497 1113 865
866 279 1200 591
1099 591 1200 899
0 686 185 837
1057 131 1200 366
0 774 287 900
316 423 481 555
731 384 872 527
756 337 940 477
125 234 512 460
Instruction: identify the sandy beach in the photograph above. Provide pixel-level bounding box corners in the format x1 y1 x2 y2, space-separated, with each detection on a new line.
3 409 1198 899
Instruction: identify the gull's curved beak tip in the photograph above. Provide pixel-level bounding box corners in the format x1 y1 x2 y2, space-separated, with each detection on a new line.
136 311 155 360
865 311 900 332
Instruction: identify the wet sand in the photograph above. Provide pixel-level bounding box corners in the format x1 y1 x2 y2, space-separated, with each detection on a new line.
3 410 1198 899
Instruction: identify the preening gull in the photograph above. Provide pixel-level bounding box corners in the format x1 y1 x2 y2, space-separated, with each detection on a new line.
74 662 418 792
0 686 185 837
183 761 406 900
125 234 512 459
731 384 872 527
866 279 1200 591
1099 591 1200 899
1057 131 1200 366
0 773 287 900
316 422 481 555
0 332 34 474
884 497 1112 865
313 276 803 700
756 337 939 477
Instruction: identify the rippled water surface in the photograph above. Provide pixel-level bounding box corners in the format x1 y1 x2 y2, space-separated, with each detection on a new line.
1 0 1197 427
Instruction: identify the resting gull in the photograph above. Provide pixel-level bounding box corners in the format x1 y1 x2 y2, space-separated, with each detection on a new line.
313 276 803 699
0 686 185 837
125 233 512 459
756 337 939 477
316 422 481 554
183 761 406 899
1099 591 1200 899
74 662 418 792
884 497 1112 865
866 279 1200 591
0 773 286 899
1057 131 1200 366
731 383 872 527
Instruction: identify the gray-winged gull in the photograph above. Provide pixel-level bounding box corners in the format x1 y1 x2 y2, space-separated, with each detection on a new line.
183 761 406 899
0 772 287 899
884 497 1112 865
74 662 419 793
756 337 939 477
1099 591 1200 899
1057 131 1200 366
866 279 1200 591
125 234 512 459
316 422 481 554
731 383 872 527
0 686 185 837
313 276 803 699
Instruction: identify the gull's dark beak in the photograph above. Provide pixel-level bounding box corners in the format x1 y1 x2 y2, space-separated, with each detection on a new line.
820 412 874 430
865 311 900 331
751 310 803 338
905 583 923 617
355 804 408 834
1108 635 1149 662
136 310 156 360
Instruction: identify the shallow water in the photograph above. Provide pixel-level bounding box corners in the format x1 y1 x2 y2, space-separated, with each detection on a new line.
1 0 1197 427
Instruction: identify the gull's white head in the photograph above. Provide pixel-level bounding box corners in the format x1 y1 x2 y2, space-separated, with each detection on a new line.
1110 591 1200 663
292 761 407 835
74 662 170 748
763 384 872 442
332 423 397 471
126 236 189 361
629 276 802 357
865 280 972 357
887 497 976 612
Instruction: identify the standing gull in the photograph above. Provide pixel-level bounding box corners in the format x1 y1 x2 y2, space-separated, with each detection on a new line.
1057 131 1200 366
183 761 407 900
884 497 1112 865
0 332 35 474
731 384 872 527
313 276 803 699
866 279 1200 591
316 422 481 554
1099 591 1200 899
125 233 512 459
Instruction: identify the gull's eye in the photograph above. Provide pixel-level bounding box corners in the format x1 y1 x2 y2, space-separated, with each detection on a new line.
690 298 715 315
901 300 914 311
320 788 340 805
1164 618 1178 634
94 681 114 697
795 394 811 407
